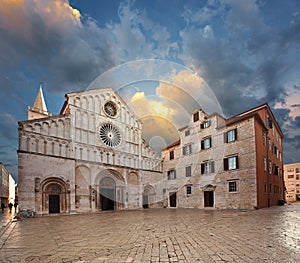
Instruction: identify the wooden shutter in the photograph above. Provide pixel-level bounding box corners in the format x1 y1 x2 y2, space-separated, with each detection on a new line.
201 163 205 174
211 162 215 173
223 132 228 143
224 158 228 170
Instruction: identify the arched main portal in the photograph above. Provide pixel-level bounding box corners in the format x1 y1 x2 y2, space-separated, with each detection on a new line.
100 177 116 211
41 178 69 214
95 169 125 211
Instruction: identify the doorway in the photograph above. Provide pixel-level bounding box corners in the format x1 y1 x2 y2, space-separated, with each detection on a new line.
49 194 60 213
204 191 214 207
169 192 177 207
143 195 149 209
100 188 115 211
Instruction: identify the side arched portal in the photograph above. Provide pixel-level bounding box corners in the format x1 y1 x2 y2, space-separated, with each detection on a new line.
143 184 156 209
41 178 70 214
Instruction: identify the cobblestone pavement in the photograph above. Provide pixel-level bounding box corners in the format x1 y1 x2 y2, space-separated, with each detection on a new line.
0 203 299 263
0 208 17 237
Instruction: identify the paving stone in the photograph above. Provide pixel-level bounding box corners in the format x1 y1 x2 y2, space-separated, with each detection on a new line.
0 204 300 262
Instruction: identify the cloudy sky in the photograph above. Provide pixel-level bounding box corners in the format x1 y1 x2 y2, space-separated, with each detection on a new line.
1 0 300 181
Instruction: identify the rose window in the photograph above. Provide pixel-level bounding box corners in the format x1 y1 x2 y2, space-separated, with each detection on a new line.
99 123 121 147
104 101 117 118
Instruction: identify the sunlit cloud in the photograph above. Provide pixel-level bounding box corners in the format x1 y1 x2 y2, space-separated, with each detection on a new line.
0 0 81 38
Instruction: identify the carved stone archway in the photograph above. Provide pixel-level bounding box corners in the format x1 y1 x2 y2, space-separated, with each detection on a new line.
143 184 156 209
39 177 70 214
94 169 125 211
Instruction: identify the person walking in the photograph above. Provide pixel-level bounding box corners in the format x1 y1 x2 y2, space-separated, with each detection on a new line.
8 202 13 213
14 202 18 212
1 202 5 213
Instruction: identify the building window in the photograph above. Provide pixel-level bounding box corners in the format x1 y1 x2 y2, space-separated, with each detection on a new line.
201 137 211 150
274 165 279 176
193 112 199 122
296 168 299 173
186 166 192 177
201 161 215 174
296 174 299 180
169 150 174 160
183 144 192 155
224 129 237 143
186 185 192 195
287 168 294 172
167 169 176 180
224 156 238 170
267 117 273 129
200 121 211 129
269 160 272 175
185 129 190 136
229 181 237 192
288 174 294 179
264 183 267 193
263 157 267 172
262 131 266 145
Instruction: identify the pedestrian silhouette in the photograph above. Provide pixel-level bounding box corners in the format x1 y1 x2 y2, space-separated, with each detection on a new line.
1 202 5 213
14 202 18 212
8 202 13 213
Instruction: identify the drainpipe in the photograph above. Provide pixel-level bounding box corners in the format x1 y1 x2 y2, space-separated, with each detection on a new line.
266 129 270 208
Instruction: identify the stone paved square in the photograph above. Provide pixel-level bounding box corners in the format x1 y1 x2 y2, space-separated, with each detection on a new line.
0 203 299 262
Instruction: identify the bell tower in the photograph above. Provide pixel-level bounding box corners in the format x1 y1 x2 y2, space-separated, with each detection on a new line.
27 82 52 120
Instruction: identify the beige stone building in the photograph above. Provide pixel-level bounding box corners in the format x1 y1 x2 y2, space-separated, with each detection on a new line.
0 162 10 206
161 104 284 209
18 86 164 215
284 163 300 202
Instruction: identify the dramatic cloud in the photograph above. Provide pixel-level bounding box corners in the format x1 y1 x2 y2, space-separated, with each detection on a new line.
0 0 299 179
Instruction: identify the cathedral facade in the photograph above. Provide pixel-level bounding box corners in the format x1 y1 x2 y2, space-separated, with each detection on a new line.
18 86 164 214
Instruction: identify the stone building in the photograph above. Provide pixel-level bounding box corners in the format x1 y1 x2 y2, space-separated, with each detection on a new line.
284 162 300 202
0 162 10 206
161 104 284 209
18 86 285 214
18 86 164 215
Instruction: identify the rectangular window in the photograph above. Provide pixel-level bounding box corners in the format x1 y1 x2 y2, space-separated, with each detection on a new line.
167 169 176 180
224 156 238 170
183 144 192 155
224 129 237 143
296 175 299 180
263 157 267 172
287 168 294 172
267 117 273 129
288 174 294 179
169 150 174 160
264 183 267 193
185 166 192 177
201 161 215 174
185 129 190 136
193 112 199 122
201 137 211 150
200 121 211 129
296 168 299 173
229 181 237 192
186 185 192 195
269 161 272 175
274 165 279 176
262 131 266 145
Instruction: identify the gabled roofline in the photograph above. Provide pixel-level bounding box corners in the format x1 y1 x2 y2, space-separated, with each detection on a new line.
161 139 180 151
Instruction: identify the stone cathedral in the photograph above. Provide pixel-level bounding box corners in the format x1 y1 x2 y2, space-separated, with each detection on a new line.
18 86 164 215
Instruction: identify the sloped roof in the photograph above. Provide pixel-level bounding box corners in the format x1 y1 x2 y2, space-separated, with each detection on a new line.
32 84 48 112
